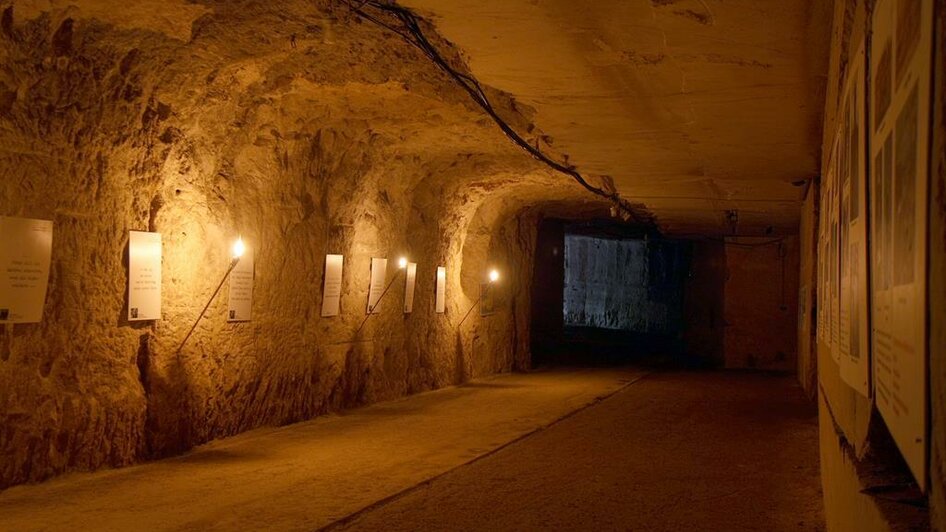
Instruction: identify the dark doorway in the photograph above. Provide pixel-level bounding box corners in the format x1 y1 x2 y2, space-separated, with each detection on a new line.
530 219 693 366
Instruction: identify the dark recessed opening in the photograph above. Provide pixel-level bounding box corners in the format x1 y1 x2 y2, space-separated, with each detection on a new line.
531 218 712 367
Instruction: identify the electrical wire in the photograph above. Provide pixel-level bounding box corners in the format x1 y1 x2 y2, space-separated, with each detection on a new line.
339 0 653 227
721 237 787 248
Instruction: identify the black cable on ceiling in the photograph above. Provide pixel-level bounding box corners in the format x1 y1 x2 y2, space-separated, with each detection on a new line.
339 0 654 227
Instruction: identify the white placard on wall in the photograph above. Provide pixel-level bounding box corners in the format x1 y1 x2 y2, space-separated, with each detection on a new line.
367 257 387 314
830 159 841 363
836 42 870 397
0 216 53 323
868 0 932 490
128 231 162 321
321 254 344 317
817 196 826 342
435 266 446 314
227 247 254 322
404 262 417 313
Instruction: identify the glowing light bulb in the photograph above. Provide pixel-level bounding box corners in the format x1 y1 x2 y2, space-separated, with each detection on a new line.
488 269 499 283
232 237 246 259
398 257 408 269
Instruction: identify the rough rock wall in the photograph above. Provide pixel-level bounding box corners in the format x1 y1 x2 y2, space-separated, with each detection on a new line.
679 237 800 370
681 240 725 365
0 0 593 488
528 218 565 363
722 237 800 371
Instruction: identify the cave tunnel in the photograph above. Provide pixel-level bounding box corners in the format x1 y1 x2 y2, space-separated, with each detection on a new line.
0 0 944 530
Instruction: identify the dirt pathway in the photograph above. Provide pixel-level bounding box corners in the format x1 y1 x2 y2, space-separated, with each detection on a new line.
0 368 642 532
336 371 824 532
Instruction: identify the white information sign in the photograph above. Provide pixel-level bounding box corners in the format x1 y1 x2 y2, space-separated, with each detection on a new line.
367 257 387 314
817 192 826 342
0 216 53 323
403 262 417 313
838 43 870 396
830 159 841 363
435 266 446 314
128 231 162 321
321 254 344 317
869 0 932 490
227 247 254 322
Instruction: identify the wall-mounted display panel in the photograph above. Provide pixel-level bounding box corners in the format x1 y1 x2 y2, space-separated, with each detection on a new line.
823 137 842 363
128 231 162 321
321 254 344 317
817 187 827 342
403 262 417 313
435 266 446 314
367 257 387 314
480 282 496 316
838 43 870 396
0 216 53 323
227 247 254 322
869 0 932 490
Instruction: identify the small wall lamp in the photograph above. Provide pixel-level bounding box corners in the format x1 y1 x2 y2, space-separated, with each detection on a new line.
232 237 246 260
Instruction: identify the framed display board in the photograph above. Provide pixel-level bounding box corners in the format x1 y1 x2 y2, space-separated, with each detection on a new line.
869 0 933 490
227 247 254 322
838 44 870 396
321 254 344 317
0 216 53 323
367 257 387 314
128 231 162 321
435 266 446 314
403 262 417 313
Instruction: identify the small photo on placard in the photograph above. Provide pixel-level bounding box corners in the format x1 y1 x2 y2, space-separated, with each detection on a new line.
128 231 162 321
321 254 344 317
0 216 54 324
227 246 254 322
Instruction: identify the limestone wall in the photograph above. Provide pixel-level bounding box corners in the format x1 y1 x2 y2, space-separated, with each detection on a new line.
681 239 725 365
723 237 800 371
680 237 801 371
0 0 589 488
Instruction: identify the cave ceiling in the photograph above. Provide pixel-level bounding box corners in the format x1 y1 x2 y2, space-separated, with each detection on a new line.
4 0 833 236
399 0 832 235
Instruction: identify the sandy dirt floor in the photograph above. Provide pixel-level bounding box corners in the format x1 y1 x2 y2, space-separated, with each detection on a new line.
0 368 643 531
335 371 824 532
